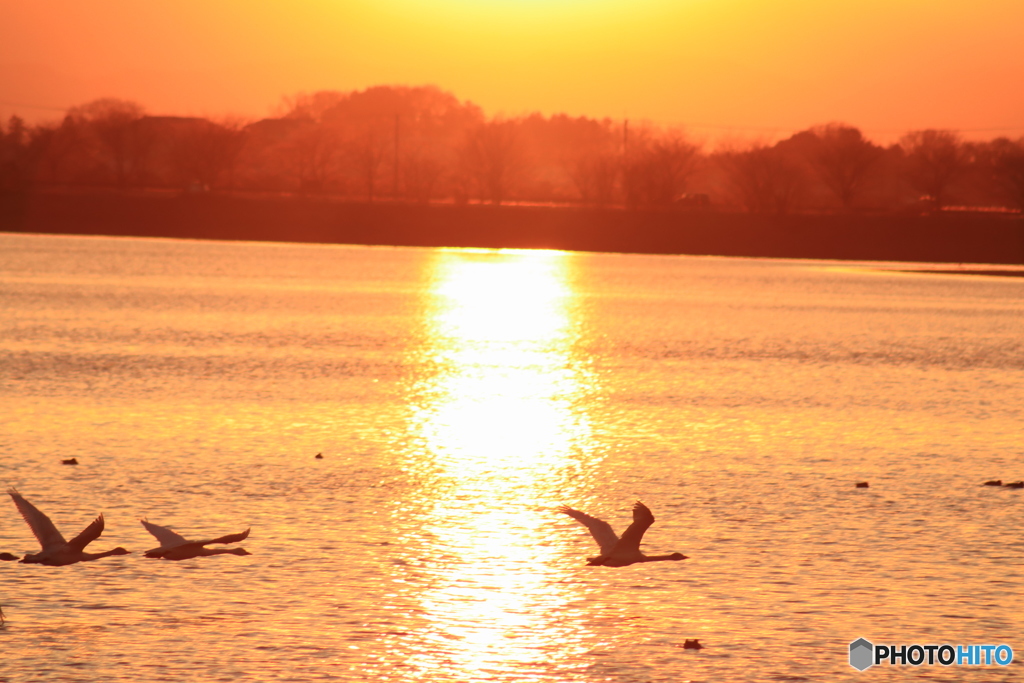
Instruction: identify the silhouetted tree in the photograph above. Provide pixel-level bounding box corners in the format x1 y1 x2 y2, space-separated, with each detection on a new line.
312 85 484 201
719 143 807 215
3 115 27 148
278 91 348 122
620 124 654 209
348 128 390 202
799 124 883 212
29 114 89 185
402 151 443 204
278 122 343 193
461 119 524 205
899 129 968 211
981 137 1024 211
569 151 619 207
0 115 31 189
320 94 394 201
621 127 702 208
169 117 248 190
515 113 618 203
645 132 702 205
71 99 154 187
558 118 621 206
26 86 1024 215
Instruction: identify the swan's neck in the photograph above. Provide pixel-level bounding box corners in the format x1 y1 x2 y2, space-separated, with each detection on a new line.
82 548 130 561
641 553 687 562
199 548 249 557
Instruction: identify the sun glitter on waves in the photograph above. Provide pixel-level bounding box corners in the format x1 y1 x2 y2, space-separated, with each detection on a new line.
393 249 600 678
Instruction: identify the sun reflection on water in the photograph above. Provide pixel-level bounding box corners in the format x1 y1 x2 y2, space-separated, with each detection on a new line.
394 249 598 678
413 249 592 473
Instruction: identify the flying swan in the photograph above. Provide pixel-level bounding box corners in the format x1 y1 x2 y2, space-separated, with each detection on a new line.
7 488 130 565
141 519 251 560
559 501 687 567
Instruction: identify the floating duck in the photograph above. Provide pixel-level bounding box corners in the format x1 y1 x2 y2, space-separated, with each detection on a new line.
855 482 869 488
61 458 78 465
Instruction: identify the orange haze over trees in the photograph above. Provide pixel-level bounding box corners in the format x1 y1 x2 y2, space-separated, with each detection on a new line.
3 1 1024 140
3 85 1024 214
4 0 1024 212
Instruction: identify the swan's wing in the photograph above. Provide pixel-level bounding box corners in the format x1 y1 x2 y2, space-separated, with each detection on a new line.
141 519 189 548
145 543 198 559
612 501 655 554
8 489 67 551
193 527 250 547
558 506 619 555
67 513 104 553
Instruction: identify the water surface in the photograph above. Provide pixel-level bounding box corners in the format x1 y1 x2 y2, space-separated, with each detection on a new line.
2 233 1022 681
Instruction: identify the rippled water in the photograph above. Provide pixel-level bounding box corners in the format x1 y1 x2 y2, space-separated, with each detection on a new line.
1 232 1022 682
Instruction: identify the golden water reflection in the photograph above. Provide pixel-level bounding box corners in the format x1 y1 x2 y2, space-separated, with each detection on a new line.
398 249 598 678
417 249 590 472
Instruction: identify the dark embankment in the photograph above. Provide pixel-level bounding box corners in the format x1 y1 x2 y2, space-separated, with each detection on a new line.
2 190 1023 264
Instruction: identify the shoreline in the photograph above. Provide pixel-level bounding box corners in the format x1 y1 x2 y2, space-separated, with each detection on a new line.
894 268 1024 278
2 190 1023 265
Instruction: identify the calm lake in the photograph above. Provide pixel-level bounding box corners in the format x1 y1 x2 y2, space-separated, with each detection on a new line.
1 232 1022 682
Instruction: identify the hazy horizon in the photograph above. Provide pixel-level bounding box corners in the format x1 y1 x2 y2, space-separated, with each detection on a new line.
3 0 1024 144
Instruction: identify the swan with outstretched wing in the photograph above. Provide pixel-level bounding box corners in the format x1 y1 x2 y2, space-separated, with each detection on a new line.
559 501 687 567
141 519 251 560
8 489 130 566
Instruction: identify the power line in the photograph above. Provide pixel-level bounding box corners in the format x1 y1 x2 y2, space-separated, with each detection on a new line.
0 100 68 113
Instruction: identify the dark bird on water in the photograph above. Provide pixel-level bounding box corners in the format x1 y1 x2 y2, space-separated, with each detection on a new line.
0 552 19 561
559 501 687 567
62 458 78 465
315 453 323 459
141 519 251 560
983 480 1003 486
855 482 869 488
1004 481 1023 489
683 639 704 650
7 489 130 565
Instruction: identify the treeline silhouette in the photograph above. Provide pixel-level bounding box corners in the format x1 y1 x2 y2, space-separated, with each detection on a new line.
2 84 1024 215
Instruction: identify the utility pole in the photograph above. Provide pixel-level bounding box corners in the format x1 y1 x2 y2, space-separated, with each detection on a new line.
393 113 400 199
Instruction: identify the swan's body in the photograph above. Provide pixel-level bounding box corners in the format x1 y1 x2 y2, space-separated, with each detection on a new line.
7 489 130 566
141 519 251 560
559 501 687 567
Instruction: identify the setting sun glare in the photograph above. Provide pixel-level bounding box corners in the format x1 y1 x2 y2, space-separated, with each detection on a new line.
3 0 1023 139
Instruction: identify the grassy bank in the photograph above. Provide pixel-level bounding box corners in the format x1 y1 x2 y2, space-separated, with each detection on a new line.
2 190 1022 264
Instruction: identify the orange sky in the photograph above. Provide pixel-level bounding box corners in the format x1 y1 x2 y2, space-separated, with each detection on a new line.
2 0 1023 143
